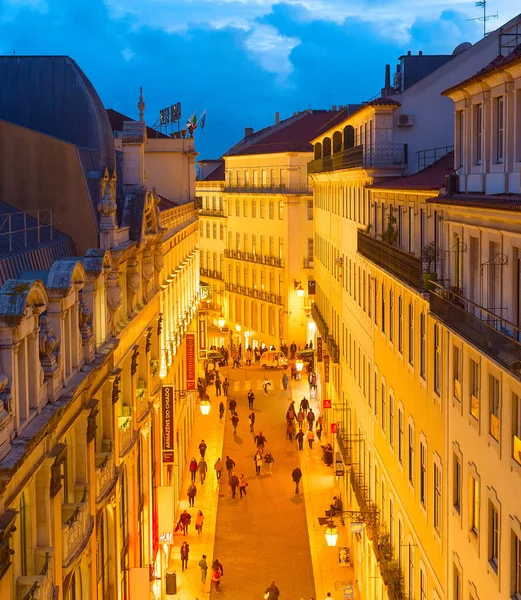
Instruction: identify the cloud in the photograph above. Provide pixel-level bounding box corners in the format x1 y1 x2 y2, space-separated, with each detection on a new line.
245 24 300 76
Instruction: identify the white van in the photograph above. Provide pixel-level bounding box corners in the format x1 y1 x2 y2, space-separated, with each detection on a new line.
260 350 288 369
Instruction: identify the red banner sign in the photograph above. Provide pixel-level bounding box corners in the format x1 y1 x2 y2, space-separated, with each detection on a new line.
331 422 338 434
186 333 196 389
198 313 208 359
323 399 332 408
324 354 330 383
317 337 323 362
161 386 174 463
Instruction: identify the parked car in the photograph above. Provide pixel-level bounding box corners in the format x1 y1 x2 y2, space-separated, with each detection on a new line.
260 350 288 369
296 348 314 363
207 350 224 365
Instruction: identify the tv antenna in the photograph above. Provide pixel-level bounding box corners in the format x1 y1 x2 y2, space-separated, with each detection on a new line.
466 0 498 38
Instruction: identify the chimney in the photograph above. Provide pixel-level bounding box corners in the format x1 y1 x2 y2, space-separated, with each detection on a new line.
332 105 337 111
275 111 280 125
244 127 254 137
419 50 423 56
385 64 391 89
407 50 412 56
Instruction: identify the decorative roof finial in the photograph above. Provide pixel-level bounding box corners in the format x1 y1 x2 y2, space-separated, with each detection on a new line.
138 87 145 122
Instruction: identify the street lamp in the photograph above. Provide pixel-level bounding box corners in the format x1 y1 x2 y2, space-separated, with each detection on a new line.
217 313 225 329
297 285 305 298
200 398 211 415
295 359 304 373
325 522 339 547
235 324 241 333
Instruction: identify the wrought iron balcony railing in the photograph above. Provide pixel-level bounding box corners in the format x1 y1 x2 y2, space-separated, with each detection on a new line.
308 143 406 175
62 488 92 569
224 183 311 195
224 248 284 268
429 282 521 378
94 452 117 503
198 208 226 217
357 230 423 291
224 282 283 306
200 267 224 280
18 551 56 600
311 302 329 341
118 416 134 457
135 384 150 423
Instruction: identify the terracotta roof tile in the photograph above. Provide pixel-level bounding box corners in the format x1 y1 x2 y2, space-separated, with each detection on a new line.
369 152 454 191
156 194 178 211
202 163 225 181
106 108 169 139
442 44 521 95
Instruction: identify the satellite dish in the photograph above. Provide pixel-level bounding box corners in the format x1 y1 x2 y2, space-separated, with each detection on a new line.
453 42 472 56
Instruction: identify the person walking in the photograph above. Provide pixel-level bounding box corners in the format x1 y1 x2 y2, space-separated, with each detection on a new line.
215 375 222 396
262 377 271 396
219 400 225 419
254 431 266 454
189 457 198 482
297 409 305 430
179 510 191 535
239 473 248 497
307 428 315 449
307 408 315 430
247 390 255 410
199 439 207 458
287 419 296 442
211 559 224 591
214 458 223 481
230 472 239 498
225 456 236 482
228 397 237 415
248 411 255 433
246 346 252 366
265 581 280 600
282 372 289 390
292 466 302 494
231 412 239 434
195 510 204 535
316 420 323 441
198 459 208 484
264 450 275 475
187 482 197 507
199 554 208 585
300 396 309 416
180 541 189 571
254 450 263 475
296 428 304 451
223 377 230 396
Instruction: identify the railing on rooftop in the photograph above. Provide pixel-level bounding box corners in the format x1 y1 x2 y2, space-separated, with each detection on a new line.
357 230 423 291
198 208 226 217
159 201 196 231
308 143 406 175
0 209 54 251
224 183 311 195
417 145 454 171
429 281 521 378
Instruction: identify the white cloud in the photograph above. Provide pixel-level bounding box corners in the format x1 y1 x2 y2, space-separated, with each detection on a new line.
245 24 300 75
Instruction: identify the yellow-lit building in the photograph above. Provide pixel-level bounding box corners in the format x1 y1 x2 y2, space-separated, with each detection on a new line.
0 57 200 600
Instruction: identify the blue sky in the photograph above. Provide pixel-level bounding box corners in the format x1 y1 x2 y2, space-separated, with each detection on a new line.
0 0 518 159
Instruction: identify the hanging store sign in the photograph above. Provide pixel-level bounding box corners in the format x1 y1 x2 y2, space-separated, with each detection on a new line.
350 523 363 534
323 399 332 409
186 333 196 389
161 386 174 463
317 337 323 362
198 312 208 360
324 354 330 383
331 422 338 434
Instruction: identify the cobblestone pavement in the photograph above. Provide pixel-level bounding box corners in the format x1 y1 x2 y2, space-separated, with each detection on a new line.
211 364 316 600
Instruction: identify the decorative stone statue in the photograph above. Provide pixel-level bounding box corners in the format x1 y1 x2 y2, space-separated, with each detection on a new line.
106 271 122 335
79 296 93 339
39 315 59 375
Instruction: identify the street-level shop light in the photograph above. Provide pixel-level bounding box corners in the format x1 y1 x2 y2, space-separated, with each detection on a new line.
217 313 225 329
295 359 304 373
235 324 241 333
200 398 211 415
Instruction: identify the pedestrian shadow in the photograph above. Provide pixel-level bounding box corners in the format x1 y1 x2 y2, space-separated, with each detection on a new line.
233 435 243 445
290 494 304 505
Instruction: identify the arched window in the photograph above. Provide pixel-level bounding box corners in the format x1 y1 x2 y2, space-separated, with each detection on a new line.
333 131 342 153
314 142 322 159
323 137 332 157
344 125 355 149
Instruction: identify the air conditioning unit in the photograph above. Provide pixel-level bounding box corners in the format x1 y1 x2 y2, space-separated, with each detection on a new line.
397 114 414 127
445 174 460 195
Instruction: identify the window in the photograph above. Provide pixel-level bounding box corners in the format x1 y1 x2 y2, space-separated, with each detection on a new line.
512 530 521 598
307 198 313 220
206 222 210 238
420 442 427 507
453 345 461 399
408 207 415 253
398 296 403 353
228 197 233 216
279 200 284 220
434 323 441 395
368 277 372 318
409 544 415 600
374 372 378 418
398 407 404 464
389 498 394 546
236 232 240 251
236 199 240 216
381 381 386 433
434 460 441 533
252 199 257 218
453 453 462 513
453 564 462 600
260 200 265 218
389 289 394 342
220 224 224 241
495 96 504 163
389 393 394 448
456 109 464 167
374 281 378 326
475 103 483 165
381 283 386 333
212 223 217 239
470 475 479 535
470 359 480 420
243 198 248 217
420 312 426 378
408 304 414 365
489 502 499 572
420 569 427 600
269 199 274 219
408 423 415 486
489 374 500 441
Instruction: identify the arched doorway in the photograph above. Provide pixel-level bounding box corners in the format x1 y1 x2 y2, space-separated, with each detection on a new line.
314 142 322 159
333 131 342 153
344 125 355 149
323 137 332 157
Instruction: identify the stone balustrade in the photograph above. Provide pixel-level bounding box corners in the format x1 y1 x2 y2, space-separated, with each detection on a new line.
94 452 116 503
61 495 90 568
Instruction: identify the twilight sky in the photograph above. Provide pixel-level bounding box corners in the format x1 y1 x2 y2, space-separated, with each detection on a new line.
0 0 518 159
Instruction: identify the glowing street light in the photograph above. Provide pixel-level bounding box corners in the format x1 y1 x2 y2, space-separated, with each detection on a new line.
200 398 211 415
295 359 304 373
217 313 225 329
235 324 241 333
297 285 305 298
325 523 339 547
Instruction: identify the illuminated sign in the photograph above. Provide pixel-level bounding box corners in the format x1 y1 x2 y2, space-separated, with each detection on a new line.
186 334 196 389
161 386 174 463
317 337 323 362
323 399 332 408
324 354 330 383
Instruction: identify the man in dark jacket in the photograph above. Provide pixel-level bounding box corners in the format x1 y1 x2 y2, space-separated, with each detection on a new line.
295 429 305 451
231 413 239 434
265 581 280 600
215 376 222 396
307 408 315 430
292 466 302 494
225 456 236 481
230 472 239 498
179 510 191 535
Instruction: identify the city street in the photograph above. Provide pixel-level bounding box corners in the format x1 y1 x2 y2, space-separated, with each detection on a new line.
212 364 316 600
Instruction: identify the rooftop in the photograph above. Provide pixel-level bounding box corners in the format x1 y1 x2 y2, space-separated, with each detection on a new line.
106 108 169 139
201 162 225 181
429 193 521 211
369 151 454 191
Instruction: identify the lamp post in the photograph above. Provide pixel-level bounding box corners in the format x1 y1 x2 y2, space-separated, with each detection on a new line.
217 313 225 329
295 359 304 373
297 285 305 298
323 509 377 547
199 398 211 415
325 522 339 547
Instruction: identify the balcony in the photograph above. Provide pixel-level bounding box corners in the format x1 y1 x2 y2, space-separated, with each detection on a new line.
303 258 314 269
17 551 56 600
135 384 150 423
200 268 223 280
308 143 406 175
224 183 311 195
198 208 226 218
118 416 134 457
429 283 521 378
336 427 352 467
224 249 284 268
310 302 329 341
62 489 93 569
224 282 283 306
95 452 117 504
357 230 423 291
